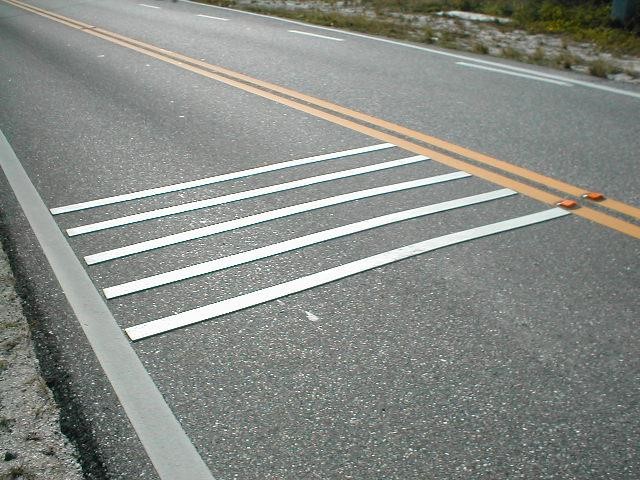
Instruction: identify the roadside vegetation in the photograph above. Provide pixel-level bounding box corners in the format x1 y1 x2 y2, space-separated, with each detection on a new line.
197 0 640 79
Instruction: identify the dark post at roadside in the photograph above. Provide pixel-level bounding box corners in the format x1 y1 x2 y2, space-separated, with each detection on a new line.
612 0 637 24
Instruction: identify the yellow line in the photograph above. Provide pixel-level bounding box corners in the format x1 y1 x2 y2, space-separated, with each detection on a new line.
5 0 92 27
599 198 640 219
573 207 640 239
85 15 640 221
5 0 640 239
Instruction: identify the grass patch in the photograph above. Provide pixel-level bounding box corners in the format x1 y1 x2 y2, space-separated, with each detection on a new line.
437 28 462 48
511 1 640 55
589 58 622 77
419 25 436 43
0 320 22 329
0 337 21 352
472 41 489 54
528 45 546 64
554 50 581 69
244 5 413 39
34 403 55 419
0 416 15 433
589 59 611 77
2 465 35 480
26 375 51 399
196 0 236 6
501 45 523 60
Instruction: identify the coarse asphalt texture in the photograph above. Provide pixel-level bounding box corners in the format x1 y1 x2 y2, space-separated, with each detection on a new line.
0 0 639 479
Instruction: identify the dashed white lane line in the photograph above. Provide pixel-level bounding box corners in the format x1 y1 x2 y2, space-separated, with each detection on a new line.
181 0 640 99
456 62 572 87
50 144 393 214
288 30 345 42
196 13 229 21
85 171 470 265
125 207 569 341
138 3 160 9
67 154 427 236
103 189 515 298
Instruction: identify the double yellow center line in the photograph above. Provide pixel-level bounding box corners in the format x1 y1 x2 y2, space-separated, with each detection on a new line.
5 0 640 238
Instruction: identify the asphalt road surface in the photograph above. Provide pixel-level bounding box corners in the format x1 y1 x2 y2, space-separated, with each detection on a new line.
1 0 639 478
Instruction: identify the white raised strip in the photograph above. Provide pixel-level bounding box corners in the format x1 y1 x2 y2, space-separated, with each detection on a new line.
85 171 469 265
51 144 394 215
104 189 515 298
125 208 569 340
67 155 427 236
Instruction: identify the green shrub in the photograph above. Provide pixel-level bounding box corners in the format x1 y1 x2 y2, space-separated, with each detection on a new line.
554 50 579 69
589 59 610 77
528 46 547 64
502 45 523 60
472 41 489 53
438 29 461 48
588 58 622 77
420 25 437 43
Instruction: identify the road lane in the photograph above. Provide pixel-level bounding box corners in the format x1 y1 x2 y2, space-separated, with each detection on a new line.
18 0 639 205
181 0 640 98
6 0 637 237
1 1 639 479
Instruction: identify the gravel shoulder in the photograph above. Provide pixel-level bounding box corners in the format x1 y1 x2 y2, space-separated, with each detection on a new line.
0 246 82 480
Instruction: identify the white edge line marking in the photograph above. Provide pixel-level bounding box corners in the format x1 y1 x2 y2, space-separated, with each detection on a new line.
125 207 570 340
0 130 215 479
288 30 344 42
456 62 572 87
180 0 640 99
84 171 469 265
104 188 516 298
67 155 427 236
50 144 394 214
196 14 229 21
139 3 160 9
